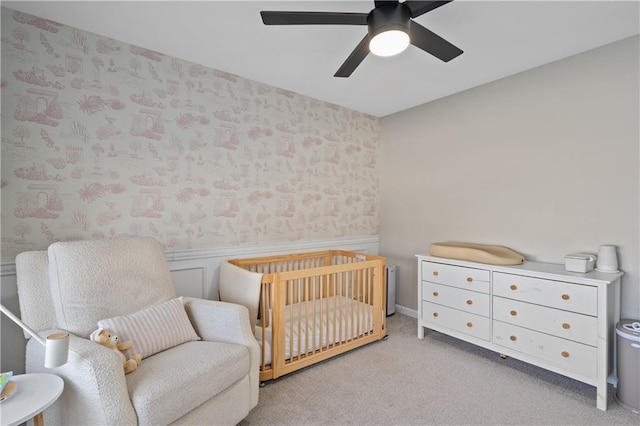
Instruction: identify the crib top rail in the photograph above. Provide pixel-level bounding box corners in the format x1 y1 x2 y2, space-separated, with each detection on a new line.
228 250 386 279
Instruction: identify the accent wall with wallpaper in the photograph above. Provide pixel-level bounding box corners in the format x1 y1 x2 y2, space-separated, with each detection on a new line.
0 7 381 262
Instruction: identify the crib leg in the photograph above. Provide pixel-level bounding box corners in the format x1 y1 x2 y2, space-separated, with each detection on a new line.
382 334 389 341
259 381 267 388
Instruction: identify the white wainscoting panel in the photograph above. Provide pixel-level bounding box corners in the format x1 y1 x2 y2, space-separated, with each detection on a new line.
170 268 205 299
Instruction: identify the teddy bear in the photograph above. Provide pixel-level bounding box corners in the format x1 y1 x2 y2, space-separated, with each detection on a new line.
90 327 142 374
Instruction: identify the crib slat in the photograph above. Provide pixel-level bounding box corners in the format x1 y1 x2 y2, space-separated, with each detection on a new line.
323 274 330 353
272 275 285 379
303 277 309 358
367 267 372 334
354 268 357 337
364 267 369 335
311 277 322 353
259 282 267 371
357 267 362 338
289 280 300 362
337 270 342 346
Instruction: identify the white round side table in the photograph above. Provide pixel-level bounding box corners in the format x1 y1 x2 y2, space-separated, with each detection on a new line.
0 373 64 426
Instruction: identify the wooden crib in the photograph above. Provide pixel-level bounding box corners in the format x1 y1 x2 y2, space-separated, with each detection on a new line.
228 250 387 381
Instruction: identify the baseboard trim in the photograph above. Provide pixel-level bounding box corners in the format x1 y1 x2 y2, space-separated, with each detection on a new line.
395 305 417 318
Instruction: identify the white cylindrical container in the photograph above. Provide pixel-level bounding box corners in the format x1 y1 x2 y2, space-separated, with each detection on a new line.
45 332 70 368
596 245 619 272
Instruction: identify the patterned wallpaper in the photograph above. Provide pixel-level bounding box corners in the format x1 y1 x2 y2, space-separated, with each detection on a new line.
0 8 381 261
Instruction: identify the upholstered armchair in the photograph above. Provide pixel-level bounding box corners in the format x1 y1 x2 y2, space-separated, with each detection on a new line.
15 238 259 425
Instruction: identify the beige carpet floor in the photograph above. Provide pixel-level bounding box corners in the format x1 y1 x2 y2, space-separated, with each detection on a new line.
240 313 639 425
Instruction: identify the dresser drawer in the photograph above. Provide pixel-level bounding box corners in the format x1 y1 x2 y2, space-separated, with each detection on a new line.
422 301 491 341
422 282 490 317
493 321 596 378
422 261 490 294
493 297 597 346
493 272 597 316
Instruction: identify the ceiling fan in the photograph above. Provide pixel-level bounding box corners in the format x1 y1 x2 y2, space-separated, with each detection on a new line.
260 1 463 78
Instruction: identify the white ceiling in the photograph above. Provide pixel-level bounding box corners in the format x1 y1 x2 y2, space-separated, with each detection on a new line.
4 1 639 117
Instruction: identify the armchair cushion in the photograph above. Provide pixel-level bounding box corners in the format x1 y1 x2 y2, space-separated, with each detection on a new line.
47 238 176 337
98 297 200 359
126 341 250 425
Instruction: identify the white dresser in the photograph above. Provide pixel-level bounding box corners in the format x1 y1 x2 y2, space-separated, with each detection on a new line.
416 255 622 411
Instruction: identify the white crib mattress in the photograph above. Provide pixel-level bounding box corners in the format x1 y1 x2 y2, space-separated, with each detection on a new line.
256 295 375 365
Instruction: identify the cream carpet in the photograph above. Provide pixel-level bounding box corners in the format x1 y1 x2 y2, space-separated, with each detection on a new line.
240 313 638 425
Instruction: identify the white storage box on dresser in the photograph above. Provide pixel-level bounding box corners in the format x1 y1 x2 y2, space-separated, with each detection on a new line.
416 255 623 411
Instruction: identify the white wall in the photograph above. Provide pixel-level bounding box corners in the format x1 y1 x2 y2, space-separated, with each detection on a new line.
379 36 640 319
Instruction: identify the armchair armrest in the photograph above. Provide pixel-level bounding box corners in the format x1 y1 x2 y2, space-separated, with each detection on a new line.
26 330 137 426
182 298 254 344
183 298 260 405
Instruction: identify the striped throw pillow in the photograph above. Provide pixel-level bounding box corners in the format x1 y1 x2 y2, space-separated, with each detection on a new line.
98 297 200 359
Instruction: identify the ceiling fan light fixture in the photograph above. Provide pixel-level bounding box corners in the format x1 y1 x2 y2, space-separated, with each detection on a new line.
367 3 412 57
369 29 410 56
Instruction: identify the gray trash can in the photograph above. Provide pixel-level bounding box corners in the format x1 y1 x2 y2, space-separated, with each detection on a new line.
616 319 640 414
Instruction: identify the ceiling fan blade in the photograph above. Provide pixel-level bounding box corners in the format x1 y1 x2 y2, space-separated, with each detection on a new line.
403 1 452 18
409 21 462 62
334 35 370 78
261 11 368 26
374 1 399 7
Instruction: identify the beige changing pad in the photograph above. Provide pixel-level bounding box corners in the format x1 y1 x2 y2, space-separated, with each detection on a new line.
429 242 524 265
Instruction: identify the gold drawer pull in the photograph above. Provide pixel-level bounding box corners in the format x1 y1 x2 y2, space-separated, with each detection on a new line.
433 312 439 317
433 271 439 277
561 351 570 358
432 291 439 297
466 277 473 283
510 284 517 291
510 335 517 341
561 294 570 301
466 322 473 328
562 323 571 330
510 310 517 316
466 300 473 305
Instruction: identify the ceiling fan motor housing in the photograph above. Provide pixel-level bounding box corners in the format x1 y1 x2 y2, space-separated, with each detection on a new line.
367 3 411 39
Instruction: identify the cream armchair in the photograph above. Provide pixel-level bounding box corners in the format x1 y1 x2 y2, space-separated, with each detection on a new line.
15 238 259 425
